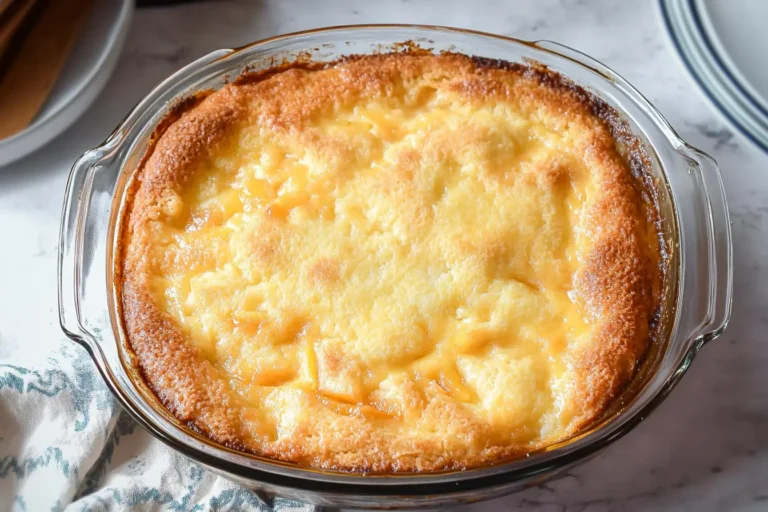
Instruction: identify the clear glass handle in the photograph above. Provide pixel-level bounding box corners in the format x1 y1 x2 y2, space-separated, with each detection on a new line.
57 148 104 349
684 146 733 343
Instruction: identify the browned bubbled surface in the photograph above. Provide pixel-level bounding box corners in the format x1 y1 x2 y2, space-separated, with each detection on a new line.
118 52 665 472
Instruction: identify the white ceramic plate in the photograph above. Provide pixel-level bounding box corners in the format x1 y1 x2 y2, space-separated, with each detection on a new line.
695 0 768 114
0 0 133 167
659 0 768 153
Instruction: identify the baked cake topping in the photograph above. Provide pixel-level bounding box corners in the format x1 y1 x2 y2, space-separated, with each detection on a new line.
120 52 664 472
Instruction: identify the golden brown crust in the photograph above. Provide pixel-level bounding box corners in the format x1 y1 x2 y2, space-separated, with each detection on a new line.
118 51 665 472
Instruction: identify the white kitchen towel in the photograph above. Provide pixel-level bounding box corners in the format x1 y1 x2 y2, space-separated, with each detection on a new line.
0 342 320 512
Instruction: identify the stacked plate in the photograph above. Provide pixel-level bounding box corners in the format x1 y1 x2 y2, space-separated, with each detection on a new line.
0 0 132 167
660 0 768 153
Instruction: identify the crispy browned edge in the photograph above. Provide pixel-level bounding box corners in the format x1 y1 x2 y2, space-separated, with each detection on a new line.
116 49 669 473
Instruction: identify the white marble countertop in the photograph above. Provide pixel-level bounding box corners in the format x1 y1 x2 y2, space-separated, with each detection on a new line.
1 0 766 510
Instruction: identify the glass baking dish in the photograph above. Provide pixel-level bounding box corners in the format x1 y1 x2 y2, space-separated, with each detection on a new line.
57 25 732 509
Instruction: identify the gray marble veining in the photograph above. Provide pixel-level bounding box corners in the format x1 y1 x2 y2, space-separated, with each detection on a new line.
0 1 766 510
